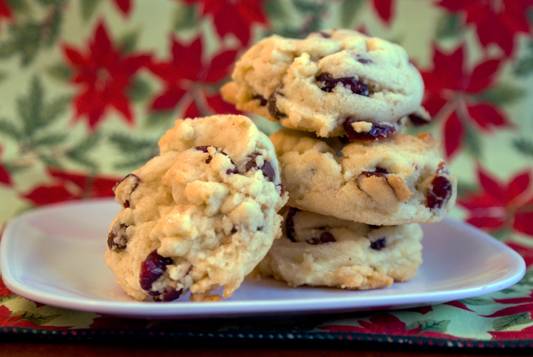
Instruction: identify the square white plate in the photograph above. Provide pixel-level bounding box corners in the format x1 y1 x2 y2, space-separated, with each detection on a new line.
0 199 525 319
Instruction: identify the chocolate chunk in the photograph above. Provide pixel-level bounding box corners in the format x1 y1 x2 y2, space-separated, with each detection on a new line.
370 238 386 250
244 153 276 182
284 207 300 242
316 73 370 96
267 93 287 120
306 231 336 245
343 118 396 141
251 94 267 106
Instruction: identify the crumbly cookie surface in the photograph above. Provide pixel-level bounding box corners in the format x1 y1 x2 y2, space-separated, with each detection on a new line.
105 115 287 301
258 208 423 289
221 29 424 138
271 129 456 225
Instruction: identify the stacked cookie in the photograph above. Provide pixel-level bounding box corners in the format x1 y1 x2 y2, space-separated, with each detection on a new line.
222 29 457 289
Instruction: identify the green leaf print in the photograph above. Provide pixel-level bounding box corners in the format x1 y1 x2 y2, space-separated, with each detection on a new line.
493 313 531 331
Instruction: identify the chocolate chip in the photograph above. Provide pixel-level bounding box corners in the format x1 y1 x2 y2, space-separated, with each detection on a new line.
244 153 276 182
356 55 373 64
284 207 300 242
107 223 129 251
343 118 397 141
306 231 336 245
230 226 238 234
370 238 386 250
195 146 210 153
267 93 286 120
361 167 389 177
251 94 267 106
408 113 431 126
317 31 331 38
154 288 182 302
316 73 370 96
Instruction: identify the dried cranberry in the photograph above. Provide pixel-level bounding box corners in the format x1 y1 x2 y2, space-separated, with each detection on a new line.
427 175 452 210
107 223 129 251
267 93 286 120
306 231 336 245
408 113 431 126
370 238 386 250
230 226 238 234
316 73 370 96
153 288 182 302
284 207 300 242
139 250 173 291
226 167 239 175
114 173 141 208
343 118 396 141
368 225 380 230
244 153 276 182
251 94 267 106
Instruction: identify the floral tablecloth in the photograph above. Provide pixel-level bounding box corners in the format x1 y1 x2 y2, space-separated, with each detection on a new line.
0 0 532 348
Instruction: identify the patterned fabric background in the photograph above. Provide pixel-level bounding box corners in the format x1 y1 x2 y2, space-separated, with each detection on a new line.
0 0 532 343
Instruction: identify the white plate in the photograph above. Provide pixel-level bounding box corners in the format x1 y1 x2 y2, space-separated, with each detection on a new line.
0 199 525 319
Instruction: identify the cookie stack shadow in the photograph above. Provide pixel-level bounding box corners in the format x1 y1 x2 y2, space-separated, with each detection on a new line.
222 29 457 290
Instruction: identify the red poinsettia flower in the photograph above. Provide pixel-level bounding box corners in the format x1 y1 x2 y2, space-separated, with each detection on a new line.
148 35 239 116
459 166 533 237
421 43 511 158
321 313 454 339
372 0 395 25
438 0 533 56
185 0 268 45
113 0 132 17
62 21 151 129
0 0 11 20
0 147 11 186
23 168 119 206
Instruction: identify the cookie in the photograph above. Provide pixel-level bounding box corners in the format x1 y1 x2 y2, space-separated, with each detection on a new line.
258 208 423 289
271 129 456 225
221 29 425 138
105 115 287 302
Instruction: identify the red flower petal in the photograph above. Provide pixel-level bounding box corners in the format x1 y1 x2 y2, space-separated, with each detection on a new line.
150 86 186 111
206 93 240 115
514 211 533 237
506 241 533 267
0 164 11 186
372 0 394 25
0 0 11 19
433 44 465 88
467 103 510 131
183 98 202 118
466 216 506 231
213 9 252 45
171 36 203 80
437 0 467 11
111 94 134 123
506 170 531 203
113 0 132 16
466 59 502 93
443 111 464 159
238 0 268 24
24 184 78 206
477 165 506 201
62 45 87 68
90 21 114 63
204 49 238 83
422 93 447 117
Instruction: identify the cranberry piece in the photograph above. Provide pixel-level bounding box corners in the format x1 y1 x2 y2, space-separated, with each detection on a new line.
230 226 238 234
427 175 452 210
244 153 276 182
284 207 300 242
408 113 431 126
343 118 396 141
251 94 267 106
316 73 370 96
154 288 182 302
267 93 286 120
114 173 141 208
107 223 129 251
361 167 389 177
195 146 210 153
226 167 239 175
370 237 386 250
139 250 173 291
368 225 380 230
306 231 336 245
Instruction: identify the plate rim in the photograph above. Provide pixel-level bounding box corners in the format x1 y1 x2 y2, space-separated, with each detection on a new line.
0 199 526 318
